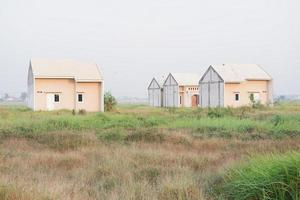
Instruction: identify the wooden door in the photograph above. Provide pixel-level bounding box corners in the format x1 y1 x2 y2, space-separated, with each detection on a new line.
191 95 199 107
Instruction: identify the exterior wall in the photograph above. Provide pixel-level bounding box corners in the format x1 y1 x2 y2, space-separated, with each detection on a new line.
163 74 179 107
148 79 162 107
27 65 34 109
224 80 270 107
199 67 224 108
99 82 104 112
267 80 274 105
148 88 162 107
34 78 75 111
180 85 199 107
76 82 101 112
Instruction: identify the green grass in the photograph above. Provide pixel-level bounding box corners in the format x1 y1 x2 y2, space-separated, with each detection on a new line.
209 151 300 200
0 102 300 199
0 103 300 142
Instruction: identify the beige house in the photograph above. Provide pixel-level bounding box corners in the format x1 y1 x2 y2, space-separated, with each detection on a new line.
199 64 273 108
163 73 202 108
27 59 104 112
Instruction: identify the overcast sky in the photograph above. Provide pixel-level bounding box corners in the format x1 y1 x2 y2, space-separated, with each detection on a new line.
0 0 299 98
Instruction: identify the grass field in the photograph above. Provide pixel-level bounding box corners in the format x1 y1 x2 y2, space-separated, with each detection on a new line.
0 102 299 199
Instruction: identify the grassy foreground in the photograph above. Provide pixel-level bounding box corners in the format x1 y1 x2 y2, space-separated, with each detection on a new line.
0 102 299 199
209 151 300 200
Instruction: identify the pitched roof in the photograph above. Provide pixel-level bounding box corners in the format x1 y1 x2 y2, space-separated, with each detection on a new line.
171 73 203 86
156 75 168 87
148 78 160 89
30 59 103 82
211 64 272 83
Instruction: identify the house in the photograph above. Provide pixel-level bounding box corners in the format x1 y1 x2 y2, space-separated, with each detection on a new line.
27 59 104 112
163 73 201 108
148 76 165 107
199 64 273 108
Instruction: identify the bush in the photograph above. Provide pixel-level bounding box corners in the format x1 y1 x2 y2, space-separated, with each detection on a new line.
104 92 117 112
209 152 300 200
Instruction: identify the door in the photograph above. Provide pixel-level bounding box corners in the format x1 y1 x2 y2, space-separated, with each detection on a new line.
191 95 199 107
46 93 54 111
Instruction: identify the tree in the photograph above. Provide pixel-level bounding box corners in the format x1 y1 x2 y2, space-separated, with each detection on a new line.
104 92 117 112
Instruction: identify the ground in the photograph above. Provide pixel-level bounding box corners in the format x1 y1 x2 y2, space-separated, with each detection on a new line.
0 102 299 200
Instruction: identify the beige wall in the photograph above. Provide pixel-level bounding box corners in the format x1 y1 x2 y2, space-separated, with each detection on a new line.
34 78 103 112
179 85 199 107
35 78 75 111
76 82 101 112
224 80 270 107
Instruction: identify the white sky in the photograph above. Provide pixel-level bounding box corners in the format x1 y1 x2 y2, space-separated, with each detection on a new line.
0 0 299 98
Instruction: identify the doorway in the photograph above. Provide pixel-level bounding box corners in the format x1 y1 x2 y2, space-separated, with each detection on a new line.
46 93 54 111
191 95 199 107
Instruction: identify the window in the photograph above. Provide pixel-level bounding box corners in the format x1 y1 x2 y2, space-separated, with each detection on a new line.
54 94 60 102
180 95 182 104
78 94 83 102
235 93 239 101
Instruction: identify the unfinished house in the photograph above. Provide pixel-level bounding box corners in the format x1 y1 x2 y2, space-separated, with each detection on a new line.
199 64 273 108
148 77 164 107
163 73 201 108
27 59 104 112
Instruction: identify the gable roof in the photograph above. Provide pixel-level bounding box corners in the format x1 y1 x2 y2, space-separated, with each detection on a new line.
148 78 161 89
30 59 103 82
148 74 167 89
211 64 272 83
170 73 202 86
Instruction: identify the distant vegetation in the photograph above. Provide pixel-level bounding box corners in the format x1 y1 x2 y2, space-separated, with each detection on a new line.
0 102 299 199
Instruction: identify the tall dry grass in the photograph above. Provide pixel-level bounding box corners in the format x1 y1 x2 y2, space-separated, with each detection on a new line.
0 103 299 199
0 135 300 200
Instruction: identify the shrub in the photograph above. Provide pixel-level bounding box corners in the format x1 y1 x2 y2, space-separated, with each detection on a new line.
209 152 300 200
104 92 117 112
